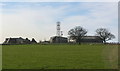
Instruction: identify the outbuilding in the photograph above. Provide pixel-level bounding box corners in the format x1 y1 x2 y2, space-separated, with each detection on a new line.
50 36 68 43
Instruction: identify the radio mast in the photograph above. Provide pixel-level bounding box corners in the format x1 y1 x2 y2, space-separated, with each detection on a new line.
56 21 61 36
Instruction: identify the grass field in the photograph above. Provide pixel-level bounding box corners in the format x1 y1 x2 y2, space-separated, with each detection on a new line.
2 44 118 69
0 45 2 70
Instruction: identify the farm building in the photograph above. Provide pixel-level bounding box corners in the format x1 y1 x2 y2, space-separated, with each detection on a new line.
81 36 103 43
69 36 103 43
3 37 37 44
50 36 68 43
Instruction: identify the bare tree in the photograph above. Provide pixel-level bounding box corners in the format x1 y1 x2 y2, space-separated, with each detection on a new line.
68 26 87 44
96 28 115 43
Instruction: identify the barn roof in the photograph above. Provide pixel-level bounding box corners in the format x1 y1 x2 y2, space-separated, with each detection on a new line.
51 36 67 39
82 36 102 40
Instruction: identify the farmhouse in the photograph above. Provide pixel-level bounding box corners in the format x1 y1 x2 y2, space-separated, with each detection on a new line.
3 37 37 44
50 36 68 43
69 36 103 43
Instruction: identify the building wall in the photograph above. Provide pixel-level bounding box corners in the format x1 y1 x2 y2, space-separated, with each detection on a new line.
75 36 103 43
50 36 103 43
80 39 103 43
3 37 36 44
50 36 68 43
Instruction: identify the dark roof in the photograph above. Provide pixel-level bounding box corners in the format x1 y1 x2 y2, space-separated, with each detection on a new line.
51 36 67 39
82 36 102 40
6 37 24 39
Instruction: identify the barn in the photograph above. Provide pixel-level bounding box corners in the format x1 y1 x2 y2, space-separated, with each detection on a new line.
81 36 103 43
3 37 37 44
69 36 103 43
50 36 68 43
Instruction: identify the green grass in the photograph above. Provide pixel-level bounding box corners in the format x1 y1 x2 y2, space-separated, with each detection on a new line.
2 44 118 69
0 45 2 70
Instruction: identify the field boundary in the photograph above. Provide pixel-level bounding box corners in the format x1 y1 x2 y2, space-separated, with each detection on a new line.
102 45 118 69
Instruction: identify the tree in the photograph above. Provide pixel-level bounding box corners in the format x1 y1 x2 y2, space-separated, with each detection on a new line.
31 38 37 43
96 28 115 43
68 26 87 44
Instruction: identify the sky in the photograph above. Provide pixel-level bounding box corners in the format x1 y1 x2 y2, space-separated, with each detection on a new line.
0 0 119 2
0 2 118 43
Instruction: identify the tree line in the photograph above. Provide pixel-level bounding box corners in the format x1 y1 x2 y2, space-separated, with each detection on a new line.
68 26 115 44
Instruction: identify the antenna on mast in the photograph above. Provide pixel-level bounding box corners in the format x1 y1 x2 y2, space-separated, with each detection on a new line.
56 21 61 36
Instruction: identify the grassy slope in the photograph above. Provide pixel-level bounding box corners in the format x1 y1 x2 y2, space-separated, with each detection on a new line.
0 45 2 70
2 44 118 69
